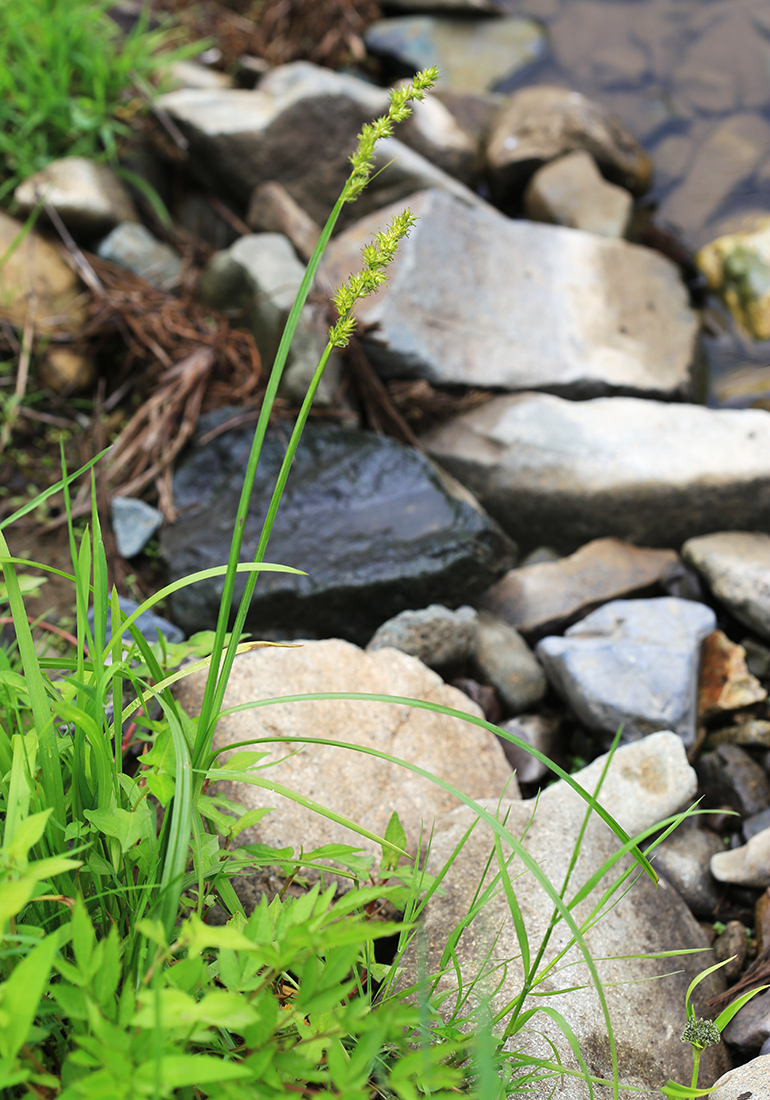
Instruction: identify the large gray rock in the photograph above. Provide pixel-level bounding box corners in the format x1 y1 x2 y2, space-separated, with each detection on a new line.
363 15 546 96
653 819 724 919
161 415 516 642
682 532 770 642
486 84 652 206
535 597 717 747
414 733 729 1097
480 538 679 642
721 990 770 1055
709 1055 770 1099
422 393 770 552
156 62 476 226
14 156 138 238
524 149 633 238
320 190 698 399
173 639 517 865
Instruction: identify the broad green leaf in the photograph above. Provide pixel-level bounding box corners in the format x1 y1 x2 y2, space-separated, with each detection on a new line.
381 811 407 873
0 933 58 1061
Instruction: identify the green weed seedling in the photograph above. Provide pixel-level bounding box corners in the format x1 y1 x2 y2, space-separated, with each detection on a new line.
0 58 686 1099
662 958 769 1098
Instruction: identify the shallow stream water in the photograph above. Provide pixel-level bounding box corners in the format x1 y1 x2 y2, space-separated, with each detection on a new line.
498 0 770 406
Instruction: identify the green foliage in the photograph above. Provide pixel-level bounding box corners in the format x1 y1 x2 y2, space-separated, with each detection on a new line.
0 0 200 199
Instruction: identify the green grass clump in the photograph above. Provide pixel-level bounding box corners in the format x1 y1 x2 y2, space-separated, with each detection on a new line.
0 0 198 201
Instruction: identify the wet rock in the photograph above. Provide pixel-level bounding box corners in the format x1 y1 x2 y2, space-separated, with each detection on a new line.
682 533 770 643
156 61 476 227
246 181 322 263
698 632 766 718
698 745 770 820
14 157 138 238
111 497 163 559
162 416 515 642
674 9 770 117
96 223 182 289
721 991 770 1054
473 611 546 715
524 150 632 238
366 604 478 669
479 538 679 643
321 190 697 398
422 394 770 553
87 596 184 646
652 819 723 919
0 211 86 337
711 827 770 890
708 1055 770 1098
536 597 716 748
712 921 748 985
660 114 770 245
697 218 770 341
413 732 728 1095
363 15 546 96
173 640 517 864
495 712 563 785
486 85 652 207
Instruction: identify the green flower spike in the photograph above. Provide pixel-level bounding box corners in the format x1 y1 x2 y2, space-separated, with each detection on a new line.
680 1017 721 1049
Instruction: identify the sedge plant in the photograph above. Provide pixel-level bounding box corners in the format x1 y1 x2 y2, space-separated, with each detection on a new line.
0 64 688 1098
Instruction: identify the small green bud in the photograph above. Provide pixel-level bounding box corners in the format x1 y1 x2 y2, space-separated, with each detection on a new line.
681 1017 721 1049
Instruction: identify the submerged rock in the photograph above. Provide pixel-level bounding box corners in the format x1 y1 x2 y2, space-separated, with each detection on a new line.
697 218 770 340
162 415 515 641
321 190 697 399
363 15 546 96
536 597 717 747
422 394 770 552
486 84 652 206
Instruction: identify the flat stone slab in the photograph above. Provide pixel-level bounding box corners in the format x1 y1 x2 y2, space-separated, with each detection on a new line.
173 640 516 865
422 393 770 552
412 733 728 1097
320 190 697 399
536 597 717 747
161 415 515 642
480 538 679 642
682 531 770 641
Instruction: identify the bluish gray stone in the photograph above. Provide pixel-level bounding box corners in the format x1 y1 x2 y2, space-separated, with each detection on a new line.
682 532 770 642
474 611 547 714
161 413 516 643
96 222 182 289
536 597 717 747
111 497 163 559
87 596 184 646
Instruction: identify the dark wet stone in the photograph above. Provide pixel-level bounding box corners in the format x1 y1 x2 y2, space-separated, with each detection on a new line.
162 414 515 642
696 743 770 819
744 807 770 842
